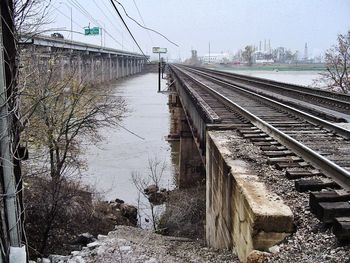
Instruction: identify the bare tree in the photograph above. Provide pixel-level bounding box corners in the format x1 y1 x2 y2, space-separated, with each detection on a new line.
19 50 126 179
132 158 168 231
14 0 52 37
321 31 350 94
17 49 126 256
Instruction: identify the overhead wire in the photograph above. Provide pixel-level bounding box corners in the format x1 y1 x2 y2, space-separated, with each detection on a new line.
91 0 123 36
66 0 124 49
91 0 133 50
106 0 136 51
115 0 179 47
51 4 84 29
132 0 154 45
109 0 150 61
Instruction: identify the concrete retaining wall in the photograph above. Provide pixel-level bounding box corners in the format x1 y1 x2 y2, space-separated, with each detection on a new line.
206 130 294 262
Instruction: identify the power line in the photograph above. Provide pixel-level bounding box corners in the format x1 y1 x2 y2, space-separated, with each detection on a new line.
92 0 133 50
109 0 150 61
66 0 124 49
51 4 84 29
132 0 154 45
101 0 136 50
115 0 179 47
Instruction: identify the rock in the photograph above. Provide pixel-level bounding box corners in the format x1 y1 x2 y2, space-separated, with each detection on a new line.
247 250 270 263
119 245 132 252
72 233 96 247
87 241 100 249
75 256 86 263
145 258 158 263
97 234 108 240
49 255 69 263
120 203 138 224
115 198 125 204
148 192 167 205
38 259 50 263
268 245 280 254
144 185 159 195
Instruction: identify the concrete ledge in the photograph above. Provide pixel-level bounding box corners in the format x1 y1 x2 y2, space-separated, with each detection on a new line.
206 131 294 262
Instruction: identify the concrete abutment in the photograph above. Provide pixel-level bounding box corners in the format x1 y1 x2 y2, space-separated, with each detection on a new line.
206 130 294 262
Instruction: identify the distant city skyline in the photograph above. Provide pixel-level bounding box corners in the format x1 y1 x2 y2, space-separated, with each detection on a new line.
47 0 350 61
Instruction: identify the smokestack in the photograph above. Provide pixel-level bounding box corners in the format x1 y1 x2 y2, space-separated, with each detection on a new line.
264 39 266 52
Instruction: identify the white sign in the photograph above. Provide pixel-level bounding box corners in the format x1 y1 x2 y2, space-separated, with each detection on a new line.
152 47 167 53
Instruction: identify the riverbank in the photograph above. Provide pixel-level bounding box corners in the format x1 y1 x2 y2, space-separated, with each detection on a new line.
54 226 239 263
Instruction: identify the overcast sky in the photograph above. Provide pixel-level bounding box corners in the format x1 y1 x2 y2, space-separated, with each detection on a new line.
47 0 350 60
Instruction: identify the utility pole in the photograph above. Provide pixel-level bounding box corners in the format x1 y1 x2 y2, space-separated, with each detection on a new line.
59 2 73 41
158 52 161 92
0 0 25 262
70 6 73 42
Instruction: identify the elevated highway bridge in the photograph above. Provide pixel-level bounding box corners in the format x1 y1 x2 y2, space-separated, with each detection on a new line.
20 34 148 82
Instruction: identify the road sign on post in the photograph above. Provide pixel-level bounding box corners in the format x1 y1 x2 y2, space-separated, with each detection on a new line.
84 27 100 36
152 47 167 54
152 47 167 92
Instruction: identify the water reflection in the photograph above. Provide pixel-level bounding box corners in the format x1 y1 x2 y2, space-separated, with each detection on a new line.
83 73 177 204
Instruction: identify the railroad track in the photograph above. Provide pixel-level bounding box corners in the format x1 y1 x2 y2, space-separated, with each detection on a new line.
169 64 350 241
182 65 350 122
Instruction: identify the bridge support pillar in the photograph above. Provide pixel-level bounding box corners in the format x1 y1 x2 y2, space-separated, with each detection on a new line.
108 56 113 81
77 55 82 83
116 57 119 79
125 58 128 77
101 56 104 83
127 58 130 76
90 57 94 82
179 132 204 187
177 111 204 187
131 59 134 74
121 58 125 77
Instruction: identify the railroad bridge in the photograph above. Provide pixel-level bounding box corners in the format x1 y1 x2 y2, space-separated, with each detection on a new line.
167 64 350 262
20 34 148 82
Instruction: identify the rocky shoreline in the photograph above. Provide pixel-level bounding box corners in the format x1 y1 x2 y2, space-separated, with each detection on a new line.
34 226 238 263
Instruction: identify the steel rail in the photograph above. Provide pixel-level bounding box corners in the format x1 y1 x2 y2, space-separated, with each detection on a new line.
187 65 350 103
180 65 350 139
171 64 350 190
191 67 350 114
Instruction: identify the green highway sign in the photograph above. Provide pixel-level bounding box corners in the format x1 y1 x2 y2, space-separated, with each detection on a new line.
84 27 100 35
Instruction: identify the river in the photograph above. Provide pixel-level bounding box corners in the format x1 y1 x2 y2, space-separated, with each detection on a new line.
83 69 323 205
83 73 175 204
220 69 323 86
